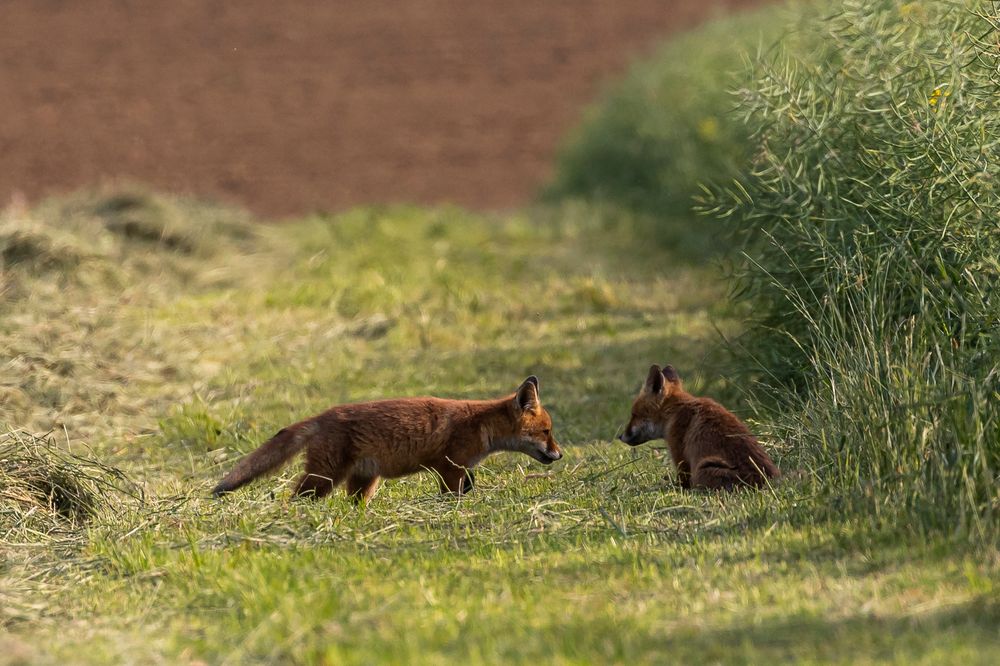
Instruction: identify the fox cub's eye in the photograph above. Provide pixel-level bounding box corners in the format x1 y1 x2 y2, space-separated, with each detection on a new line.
542 429 550 436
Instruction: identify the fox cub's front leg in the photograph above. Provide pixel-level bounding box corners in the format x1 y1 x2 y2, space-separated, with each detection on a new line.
346 474 382 503
664 459 692 489
435 463 475 495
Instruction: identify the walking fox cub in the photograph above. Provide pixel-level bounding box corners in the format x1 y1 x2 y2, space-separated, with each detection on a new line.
212 376 562 501
619 364 779 490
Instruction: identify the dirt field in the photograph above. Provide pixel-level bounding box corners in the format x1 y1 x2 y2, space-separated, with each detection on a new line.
0 0 760 216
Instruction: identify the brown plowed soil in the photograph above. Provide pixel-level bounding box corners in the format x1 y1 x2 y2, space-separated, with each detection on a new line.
0 1 761 217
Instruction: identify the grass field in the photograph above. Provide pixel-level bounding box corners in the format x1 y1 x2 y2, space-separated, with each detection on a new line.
1 188 997 664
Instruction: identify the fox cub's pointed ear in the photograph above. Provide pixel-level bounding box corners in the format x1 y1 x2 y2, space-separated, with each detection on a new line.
515 376 540 413
642 364 665 396
661 364 680 384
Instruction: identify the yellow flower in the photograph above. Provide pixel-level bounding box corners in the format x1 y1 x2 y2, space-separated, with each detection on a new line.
697 117 720 141
928 85 950 108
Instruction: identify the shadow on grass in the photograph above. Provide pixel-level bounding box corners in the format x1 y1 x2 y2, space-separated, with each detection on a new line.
587 595 1000 663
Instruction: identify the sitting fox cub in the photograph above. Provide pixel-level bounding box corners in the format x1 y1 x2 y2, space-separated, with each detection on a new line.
619 364 779 490
213 376 562 502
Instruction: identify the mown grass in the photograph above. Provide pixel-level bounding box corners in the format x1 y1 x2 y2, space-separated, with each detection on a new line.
1 184 996 664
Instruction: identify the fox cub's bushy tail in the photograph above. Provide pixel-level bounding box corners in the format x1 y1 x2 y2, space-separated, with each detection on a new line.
212 423 311 496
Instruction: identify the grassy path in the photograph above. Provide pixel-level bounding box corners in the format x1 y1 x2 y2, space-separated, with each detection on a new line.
1 193 996 664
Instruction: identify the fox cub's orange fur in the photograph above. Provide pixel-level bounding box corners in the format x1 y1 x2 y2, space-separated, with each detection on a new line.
620 364 779 490
213 376 561 501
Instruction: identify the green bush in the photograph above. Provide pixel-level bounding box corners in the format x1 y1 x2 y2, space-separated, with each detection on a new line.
544 6 793 257
709 0 1000 539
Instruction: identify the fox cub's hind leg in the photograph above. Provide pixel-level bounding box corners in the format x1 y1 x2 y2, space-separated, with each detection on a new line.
690 457 742 491
294 447 350 498
294 471 335 498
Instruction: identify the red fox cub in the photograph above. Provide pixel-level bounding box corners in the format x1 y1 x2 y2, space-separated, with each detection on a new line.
619 364 779 490
212 376 562 502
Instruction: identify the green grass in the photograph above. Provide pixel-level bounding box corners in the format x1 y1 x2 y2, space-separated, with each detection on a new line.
0 188 996 664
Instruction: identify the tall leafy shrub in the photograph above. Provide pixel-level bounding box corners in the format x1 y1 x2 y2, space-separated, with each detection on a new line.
545 8 791 257
712 0 1000 538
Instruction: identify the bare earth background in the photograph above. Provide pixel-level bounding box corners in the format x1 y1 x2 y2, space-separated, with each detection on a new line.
0 0 759 216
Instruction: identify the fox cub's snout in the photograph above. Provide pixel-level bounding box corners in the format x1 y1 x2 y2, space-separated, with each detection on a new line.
512 375 563 464
619 364 680 446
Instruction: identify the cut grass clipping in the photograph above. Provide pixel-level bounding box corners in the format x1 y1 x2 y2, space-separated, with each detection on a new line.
0 430 142 539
